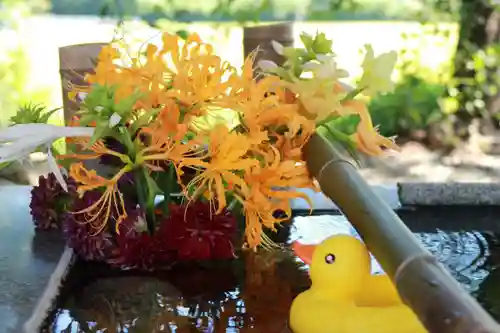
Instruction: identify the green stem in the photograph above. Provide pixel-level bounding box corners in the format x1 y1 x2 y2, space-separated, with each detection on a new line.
133 167 156 234
118 126 135 157
117 126 158 233
161 163 175 216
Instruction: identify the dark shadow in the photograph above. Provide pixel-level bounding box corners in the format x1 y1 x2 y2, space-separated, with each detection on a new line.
31 230 66 263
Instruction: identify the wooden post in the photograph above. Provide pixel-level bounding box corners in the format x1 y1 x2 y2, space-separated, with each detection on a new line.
303 134 500 333
243 23 294 76
59 43 107 124
59 43 115 177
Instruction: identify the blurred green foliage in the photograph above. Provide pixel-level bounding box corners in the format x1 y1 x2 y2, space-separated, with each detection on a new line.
36 0 500 147
10 103 61 125
368 75 446 138
49 0 461 22
0 0 52 127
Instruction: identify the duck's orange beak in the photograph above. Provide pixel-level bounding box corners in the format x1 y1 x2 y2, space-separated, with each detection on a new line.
292 242 317 266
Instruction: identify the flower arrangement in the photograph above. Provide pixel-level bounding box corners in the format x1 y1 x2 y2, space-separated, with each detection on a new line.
1 30 398 270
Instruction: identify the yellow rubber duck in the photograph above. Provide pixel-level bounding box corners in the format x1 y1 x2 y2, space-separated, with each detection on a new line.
290 234 428 333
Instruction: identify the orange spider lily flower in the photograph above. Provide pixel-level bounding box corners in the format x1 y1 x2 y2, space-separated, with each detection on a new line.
179 125 260 214
65 117 96 145
226 51 270 99
59 139 132 165
85 44 122 86
69 162 132 234
163 50 235 113
135 101 199 174
232 147 314 249
65 45 123 102
342 100 400 155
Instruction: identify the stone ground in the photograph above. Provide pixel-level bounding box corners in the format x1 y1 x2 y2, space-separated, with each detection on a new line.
359 141 500 183
1 142 500 187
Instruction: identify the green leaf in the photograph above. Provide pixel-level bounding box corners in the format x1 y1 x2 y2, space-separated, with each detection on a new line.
88 120 109 147
299 32 315 52
113 90 142 116
39 107 62 124
325 115 360 134
176 29 189 40
312 32 333 54
130 108 161 133
10 103 61 125
144 171 162 198
317 123 361 166
78 114 96 126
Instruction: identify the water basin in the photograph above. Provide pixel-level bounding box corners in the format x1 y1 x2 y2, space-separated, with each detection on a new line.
42 207 500 332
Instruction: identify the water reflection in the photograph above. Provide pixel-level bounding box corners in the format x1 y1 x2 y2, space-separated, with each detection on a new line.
414 230 490 293
45 214 498 332
47 249 306 332
290 215 493 291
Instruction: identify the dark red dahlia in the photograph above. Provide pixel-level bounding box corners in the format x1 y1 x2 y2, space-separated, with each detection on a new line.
112 213 176 270
30 173 77 230
62 190 116 262
158 202 238 261
113 231 176 270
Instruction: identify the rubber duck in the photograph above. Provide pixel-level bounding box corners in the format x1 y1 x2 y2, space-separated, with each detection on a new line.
290 234 428 333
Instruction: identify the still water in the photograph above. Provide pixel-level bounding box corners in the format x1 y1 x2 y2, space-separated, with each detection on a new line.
43 209 500 333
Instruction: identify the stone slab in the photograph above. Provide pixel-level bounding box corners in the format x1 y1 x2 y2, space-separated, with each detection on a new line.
398 183 500 206
0 186 66 333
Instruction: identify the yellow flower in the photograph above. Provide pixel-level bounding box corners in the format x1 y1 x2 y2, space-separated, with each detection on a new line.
287 78 345 123
358 44 398 96
302 54 349 80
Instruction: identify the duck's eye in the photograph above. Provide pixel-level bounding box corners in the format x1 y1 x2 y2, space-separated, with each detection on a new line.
325 253 336 264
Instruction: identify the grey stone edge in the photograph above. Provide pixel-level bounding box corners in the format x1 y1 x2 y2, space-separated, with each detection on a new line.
24 182 499 331
292 182 500 210
23 247 76 333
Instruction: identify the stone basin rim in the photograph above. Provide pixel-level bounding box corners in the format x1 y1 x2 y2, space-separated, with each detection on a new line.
291 182 500 210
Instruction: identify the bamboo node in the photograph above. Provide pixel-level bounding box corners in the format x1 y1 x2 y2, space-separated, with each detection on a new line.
317 158 356 184
394 252 437 288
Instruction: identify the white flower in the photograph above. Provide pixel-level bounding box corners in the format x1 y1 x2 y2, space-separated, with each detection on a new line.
257 60 278 72
0 124 94 191
303 54 349 80
271 40 284 55
109 113 122 127
77 92 88 102
134 213 148 233
46 146 68 191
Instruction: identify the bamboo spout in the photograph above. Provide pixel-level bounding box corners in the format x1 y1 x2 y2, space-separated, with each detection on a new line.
303 133 500 333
